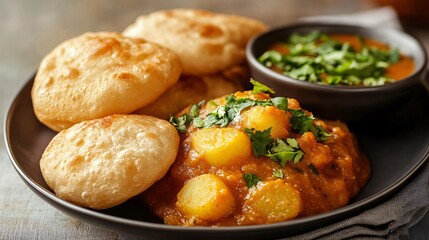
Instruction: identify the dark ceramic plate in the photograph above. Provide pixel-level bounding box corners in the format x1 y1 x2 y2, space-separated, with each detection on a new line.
4 75 429 240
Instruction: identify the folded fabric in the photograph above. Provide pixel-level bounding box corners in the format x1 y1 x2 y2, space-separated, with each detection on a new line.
300 6 402 30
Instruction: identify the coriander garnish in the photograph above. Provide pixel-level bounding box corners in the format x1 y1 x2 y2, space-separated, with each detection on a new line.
244 128 304 167
169 114 193 133
244 128 272 157
243 173 261 188
169 100 204 133
250 78 275 94
289 109 330 142
258 31 400 86
273 169 284 179
267 138 304 166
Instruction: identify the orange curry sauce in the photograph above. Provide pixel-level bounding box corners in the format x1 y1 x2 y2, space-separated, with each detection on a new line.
141 91 371 226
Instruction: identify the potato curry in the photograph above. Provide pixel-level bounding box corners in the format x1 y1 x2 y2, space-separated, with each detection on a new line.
142 80 370 226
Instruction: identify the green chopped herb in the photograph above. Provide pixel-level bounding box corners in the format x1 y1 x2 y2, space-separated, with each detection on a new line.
389 48 400 63
208 100 219 107
189 101 204 117
258 31 401 86
289 109 330 141
243 173 261 188
250 78 275 94
192 116 205 128
273 169 284 179
169 114 193 133
271 97 288 111
244 128 304 167
244 128 273 157
267 138 304 166
169 101 204 132
258 50 282 67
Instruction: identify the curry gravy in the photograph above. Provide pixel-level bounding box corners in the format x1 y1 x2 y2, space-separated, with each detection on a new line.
141 91 371 226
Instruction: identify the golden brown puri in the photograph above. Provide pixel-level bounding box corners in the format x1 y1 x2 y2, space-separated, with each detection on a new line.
134 66 246 119
32 32 182 132
39 114 180 210
123 9 267 76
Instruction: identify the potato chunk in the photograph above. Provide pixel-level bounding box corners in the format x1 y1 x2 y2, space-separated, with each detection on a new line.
191 127 251 167
176 174 235 221
240 106 290 139
247 180 302 222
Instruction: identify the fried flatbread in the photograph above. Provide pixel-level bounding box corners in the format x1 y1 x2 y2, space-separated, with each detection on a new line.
40 114 180 210
32 32 181 131
123 9 267 75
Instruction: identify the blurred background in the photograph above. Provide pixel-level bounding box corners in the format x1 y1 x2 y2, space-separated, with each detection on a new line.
0 0 428 239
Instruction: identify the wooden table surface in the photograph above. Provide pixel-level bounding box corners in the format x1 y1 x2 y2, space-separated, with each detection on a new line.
1 0 428 239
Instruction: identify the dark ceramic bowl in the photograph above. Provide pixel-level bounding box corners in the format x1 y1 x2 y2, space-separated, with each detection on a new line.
246 22 428 122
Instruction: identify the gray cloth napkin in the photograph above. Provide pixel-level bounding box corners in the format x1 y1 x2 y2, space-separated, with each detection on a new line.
300 6 402 30
278 7 429 240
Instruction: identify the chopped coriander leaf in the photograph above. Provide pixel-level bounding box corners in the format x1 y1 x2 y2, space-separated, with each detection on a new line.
258 51 282 67
389 48 400 63
289 109 330 142
271 97 288 111
189 100 205 117
289 109 314 134
208 100 219 107
267 139 304 166
243 173 261 188
169 114 193 133
314 125 331 141
192 117 204 128
203 96 250 128
273 169 284 179
169 101 204 133
271 138 294 153
203 106 229 128
294 151 304 164
244 128 272 157
250 78 275 94
268 151 299 167
327 75 342 85
286 138 299 148
244 128 304 167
